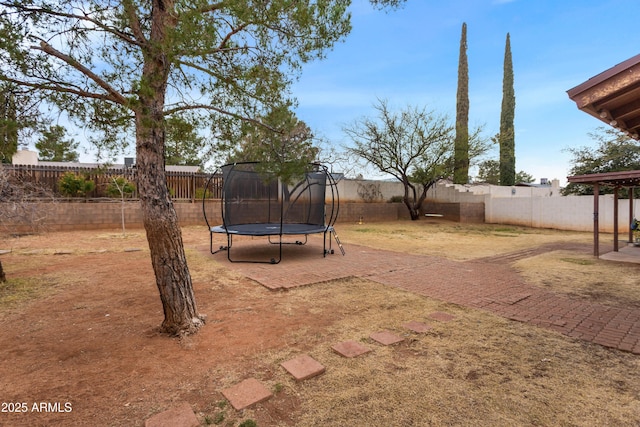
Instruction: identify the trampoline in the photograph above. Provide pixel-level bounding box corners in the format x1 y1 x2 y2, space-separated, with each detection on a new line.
202 162 344 264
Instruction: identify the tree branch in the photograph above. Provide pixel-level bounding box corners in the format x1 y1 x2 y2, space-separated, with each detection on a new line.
122 0 148 45
1 76 123 105
5 3 141 47
219 21 250 50
33 41 129 107
192 1 226 15
164 103 279 133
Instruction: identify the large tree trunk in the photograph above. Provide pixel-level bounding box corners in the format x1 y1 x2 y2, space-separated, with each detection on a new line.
136 113 205 336
403 180 421 220
134 0 204 336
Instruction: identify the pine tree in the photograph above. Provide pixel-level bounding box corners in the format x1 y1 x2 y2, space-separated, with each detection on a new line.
0 89 18 163
453 22 469 184
499 33 516 186
36 125 79 162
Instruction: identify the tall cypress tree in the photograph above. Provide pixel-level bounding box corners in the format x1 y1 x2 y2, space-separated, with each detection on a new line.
453 22 469 184
499 33 516 186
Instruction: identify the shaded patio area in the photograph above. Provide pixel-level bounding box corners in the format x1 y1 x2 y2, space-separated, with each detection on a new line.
600 243 640 264
567 170 640 257
567 54 640 259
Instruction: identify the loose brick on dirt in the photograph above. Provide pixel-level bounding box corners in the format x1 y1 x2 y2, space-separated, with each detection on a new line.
221 378 273 410
145 402 199 427
403 320 432 333
280 354 326 381
332 340 372 358
370 330 404 346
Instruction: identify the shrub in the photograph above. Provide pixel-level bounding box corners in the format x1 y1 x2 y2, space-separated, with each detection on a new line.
195 187 215 199
57 172 95 197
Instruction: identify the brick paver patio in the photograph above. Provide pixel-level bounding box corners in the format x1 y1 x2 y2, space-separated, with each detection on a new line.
209 238 640 355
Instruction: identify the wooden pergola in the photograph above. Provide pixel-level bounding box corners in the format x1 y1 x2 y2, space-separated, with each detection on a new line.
567 171 639 256
567 53 640 138
567 54 640 256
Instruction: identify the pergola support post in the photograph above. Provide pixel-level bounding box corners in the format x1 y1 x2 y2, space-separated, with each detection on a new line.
630 187 635 243
613 186 619 252
567 170 640 257
594 183 599 257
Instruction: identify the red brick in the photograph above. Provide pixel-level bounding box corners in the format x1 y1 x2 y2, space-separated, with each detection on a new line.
145 402 199 427
403 321 431 333
221 378 273 410
280 354 325 381
370 330 404 346
332 340 372 358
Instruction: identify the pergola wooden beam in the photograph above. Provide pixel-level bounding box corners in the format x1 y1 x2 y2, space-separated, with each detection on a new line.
568 53 640 138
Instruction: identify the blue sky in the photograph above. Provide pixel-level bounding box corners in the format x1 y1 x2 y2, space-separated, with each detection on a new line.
291 0 640 185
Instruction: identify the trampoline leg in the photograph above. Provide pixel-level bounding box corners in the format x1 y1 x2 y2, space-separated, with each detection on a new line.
226 234 282 264
210 232 228 254
268 234 308 246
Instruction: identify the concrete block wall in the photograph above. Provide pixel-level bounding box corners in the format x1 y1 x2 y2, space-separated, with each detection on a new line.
2 201 408 233
422 202 485 223
5 181 638 234
335 179 405 202
336 202 409 223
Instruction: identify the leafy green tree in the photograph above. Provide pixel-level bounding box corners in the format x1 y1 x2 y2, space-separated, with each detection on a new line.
516 170 535 184
36 125 79 162
106 176 136 198
344 99 488 220
0 0 405 335
476 159 534 184
227 105 318 184
0 87 17 164
165 114 208 168
563 127 640 196
453 22 469 184
477 159 500 184
499 33 516 186
0 83 42 163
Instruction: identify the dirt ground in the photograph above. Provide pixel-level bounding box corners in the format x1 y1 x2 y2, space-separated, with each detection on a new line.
0 222 638 426
1 227 320 426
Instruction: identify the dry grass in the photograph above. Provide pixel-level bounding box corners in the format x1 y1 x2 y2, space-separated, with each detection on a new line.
514 250 640 307
1 222 639 426
249 278 640 426
336 220 593 260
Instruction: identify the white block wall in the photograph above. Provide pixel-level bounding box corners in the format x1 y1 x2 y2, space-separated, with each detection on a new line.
485 194 640 232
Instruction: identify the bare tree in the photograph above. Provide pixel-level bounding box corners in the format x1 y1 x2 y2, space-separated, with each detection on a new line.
106 175 136 237
345 100 487 220
0 164 56 282
344 100 452 220
0 165 55 235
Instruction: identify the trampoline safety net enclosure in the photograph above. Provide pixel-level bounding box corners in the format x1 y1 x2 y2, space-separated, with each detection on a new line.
202 162 344 264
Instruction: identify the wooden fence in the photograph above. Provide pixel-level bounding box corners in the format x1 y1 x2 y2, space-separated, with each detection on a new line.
4 165 222 201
